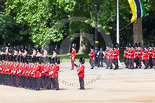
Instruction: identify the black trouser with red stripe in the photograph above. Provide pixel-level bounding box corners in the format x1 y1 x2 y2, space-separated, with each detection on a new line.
113 59 118 69
79 77 84 89
46 76 51 89
89 59 94 68
108 59 113 68
135 57 141 68
143 59 149 69
40 76 46 88
52 77 59 90
129 58 134 69
34 77 40 90
152 58 155 66
149 57 153 68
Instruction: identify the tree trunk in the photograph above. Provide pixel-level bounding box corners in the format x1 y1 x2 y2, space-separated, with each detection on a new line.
78 32 90 53
133 18 143 44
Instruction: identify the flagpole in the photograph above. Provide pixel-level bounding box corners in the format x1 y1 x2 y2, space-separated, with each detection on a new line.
117 0 121 66
117 0 119 44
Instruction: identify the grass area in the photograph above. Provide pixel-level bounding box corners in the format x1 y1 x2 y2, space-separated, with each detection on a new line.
58 53 90 62
49 53 124 63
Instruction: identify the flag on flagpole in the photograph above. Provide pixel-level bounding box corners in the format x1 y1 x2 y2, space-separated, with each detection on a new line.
128 0 145 23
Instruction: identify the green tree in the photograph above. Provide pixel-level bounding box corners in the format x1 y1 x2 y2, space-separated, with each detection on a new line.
5 0 76 47
5 0 155 48
0 12 23 45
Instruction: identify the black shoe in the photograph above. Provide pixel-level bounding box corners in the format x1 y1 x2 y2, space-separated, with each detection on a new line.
91 66 94 69
71 69 74 70
78 88 85 90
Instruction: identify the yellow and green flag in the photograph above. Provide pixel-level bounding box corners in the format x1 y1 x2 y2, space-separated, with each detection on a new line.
128 0 145 23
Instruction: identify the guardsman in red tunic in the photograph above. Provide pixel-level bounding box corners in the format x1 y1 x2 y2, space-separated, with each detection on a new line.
0 61 2 84
128 44 135 69
15 62 20 87
45 61 51 89
33 60 41 90
148 43 154 68
70 44 76 70
152 46 155 67
20 61 25 88
142 45 149 69
28 62 33 89
89 46 95 69
40 62 45 88
105 46 110 69
113 44 120 70
17 62 22 87
126 44 131 68
23 61 28 88
78 57 85 90
50 58 55 90
52 58 60 90
107 45 114 69
137 43 143 68
124 44 130 68
1 61 4 84
134 43 139 68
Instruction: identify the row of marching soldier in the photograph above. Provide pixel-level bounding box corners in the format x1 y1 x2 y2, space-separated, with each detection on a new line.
70 43 120 70
124 43 155 69
87 43 155 70
0 44 60 90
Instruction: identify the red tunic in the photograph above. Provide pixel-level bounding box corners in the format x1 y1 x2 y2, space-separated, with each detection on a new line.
0 63 2 74
148 49 154 57
78 64 85 77
124 49 129 58
90 51 95 60
108 50 114 59
138 49 143 58
152 50 155 58
135 49 139 58
45 64 51 76
104 49 110 58
142 50 149 60
70 50 76 61
50 65 55 78
33 64 41 78
113 49 119 59
130 50 135 59
40 64 44 76
53 65 59 78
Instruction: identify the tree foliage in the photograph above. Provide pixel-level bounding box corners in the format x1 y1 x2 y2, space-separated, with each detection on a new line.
0 12 23 44
5 0 76 46
3 0 155 47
